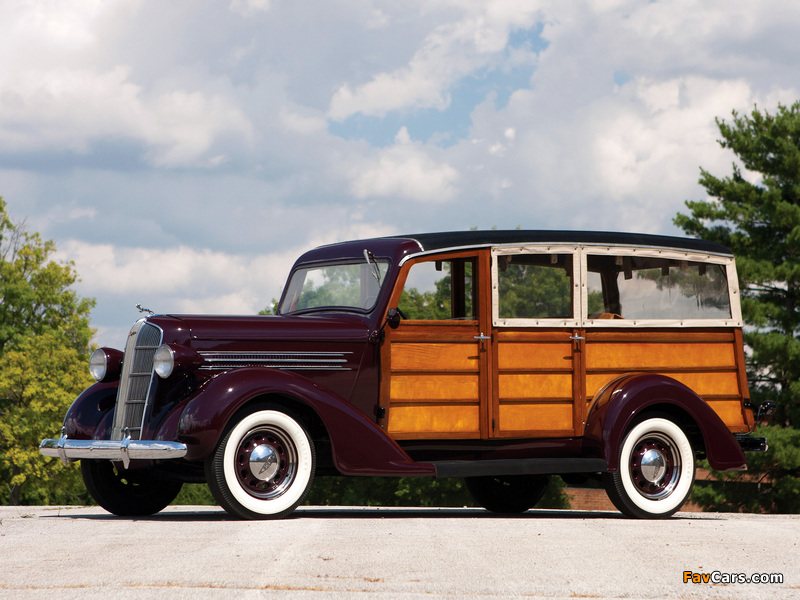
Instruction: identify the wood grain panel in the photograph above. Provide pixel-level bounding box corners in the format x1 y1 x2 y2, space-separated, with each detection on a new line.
706 400 747 428
390 374 479 402
585 342 736 370
498 403 573 432
586 371 740 399
496 330 573 342
586 331 734 343
499 372 573 400
388 404 480 435
497 342 573 370
391 342 479 372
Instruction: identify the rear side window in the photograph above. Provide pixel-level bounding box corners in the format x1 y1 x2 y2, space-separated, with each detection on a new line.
586 255 731 320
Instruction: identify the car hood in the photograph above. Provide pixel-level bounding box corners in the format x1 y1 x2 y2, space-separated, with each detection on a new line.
151 313 372 344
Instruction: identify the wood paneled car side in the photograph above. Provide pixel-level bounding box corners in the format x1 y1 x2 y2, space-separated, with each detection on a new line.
41 231 768 520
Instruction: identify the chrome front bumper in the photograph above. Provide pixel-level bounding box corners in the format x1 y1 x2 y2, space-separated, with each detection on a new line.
40 434 187 469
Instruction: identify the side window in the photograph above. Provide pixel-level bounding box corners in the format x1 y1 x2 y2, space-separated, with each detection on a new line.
497 253 573 319
586 255 732 320
398 257 476 320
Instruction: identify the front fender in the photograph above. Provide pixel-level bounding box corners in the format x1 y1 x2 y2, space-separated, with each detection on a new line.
175 367 433 476
584 373 747 472
62 382 117 440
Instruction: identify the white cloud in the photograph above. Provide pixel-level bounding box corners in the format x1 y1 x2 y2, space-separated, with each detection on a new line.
349 127 459 202
589 76 757 201
0 64 251 167
279 108 327 135
57 241 289 298
6 0 800 345
327 5 541 120
229 0 271 17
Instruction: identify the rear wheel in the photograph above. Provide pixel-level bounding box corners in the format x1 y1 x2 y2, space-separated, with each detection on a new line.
206 407 315 520
81 460 183 516
465 474 549 514
604 417 695 519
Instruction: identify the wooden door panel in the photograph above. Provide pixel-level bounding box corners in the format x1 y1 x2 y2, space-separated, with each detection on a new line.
498 373 573 400
493 329 579 438
390 373 479 402
498 402 573 435
384 325 483 439
391 342 480 372
388 404 481 437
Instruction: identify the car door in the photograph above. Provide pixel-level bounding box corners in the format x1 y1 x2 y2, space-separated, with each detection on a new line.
490 246 584 438
380 250 492 439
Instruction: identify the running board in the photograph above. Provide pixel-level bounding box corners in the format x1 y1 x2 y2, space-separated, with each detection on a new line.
431 457 608 479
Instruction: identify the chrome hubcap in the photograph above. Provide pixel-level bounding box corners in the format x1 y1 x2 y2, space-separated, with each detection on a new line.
235 425 298 500
640 448 666 483
630 433 680 500
249 444 279 481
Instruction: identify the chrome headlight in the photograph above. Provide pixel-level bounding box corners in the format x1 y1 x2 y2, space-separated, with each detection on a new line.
89 348 123 382
89 349 107 381
153 344 175 379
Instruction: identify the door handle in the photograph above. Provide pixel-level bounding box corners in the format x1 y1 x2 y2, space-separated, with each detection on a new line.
570 334 585 341
474 334 492 341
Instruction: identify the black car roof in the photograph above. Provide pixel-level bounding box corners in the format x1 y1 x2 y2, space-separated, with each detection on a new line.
388 230 731 256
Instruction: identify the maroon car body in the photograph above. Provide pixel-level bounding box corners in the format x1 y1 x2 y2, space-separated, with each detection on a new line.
42 231 767 519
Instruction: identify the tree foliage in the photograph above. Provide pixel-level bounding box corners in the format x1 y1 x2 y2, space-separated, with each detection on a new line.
675 102 800 427
0 198 95 505
0 331 94 505
674 103 800 513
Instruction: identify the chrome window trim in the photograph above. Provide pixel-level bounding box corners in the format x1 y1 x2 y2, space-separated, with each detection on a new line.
491 245 582 328
489 245 743 329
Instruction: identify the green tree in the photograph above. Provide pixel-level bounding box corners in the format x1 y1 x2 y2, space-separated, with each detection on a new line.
0 198 96 505
0 331 94 505
674 102 800 512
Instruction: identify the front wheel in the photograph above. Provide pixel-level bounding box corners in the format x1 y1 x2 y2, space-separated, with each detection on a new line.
206 408 316 520
81 460 183 516
465 474 549 514
604 417 695 519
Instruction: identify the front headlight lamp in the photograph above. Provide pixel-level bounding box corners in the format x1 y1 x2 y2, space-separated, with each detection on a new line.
89 349 108 381
153 344 176 379
88 348 123 382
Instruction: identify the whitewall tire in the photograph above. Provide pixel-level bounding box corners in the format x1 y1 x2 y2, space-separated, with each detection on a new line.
604 417 695 519
206 408 315 520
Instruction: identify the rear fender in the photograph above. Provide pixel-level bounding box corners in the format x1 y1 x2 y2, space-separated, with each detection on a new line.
584 373 747 472
174 367 433 476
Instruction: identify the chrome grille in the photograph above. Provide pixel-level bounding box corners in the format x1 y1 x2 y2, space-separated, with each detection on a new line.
111 319 163 441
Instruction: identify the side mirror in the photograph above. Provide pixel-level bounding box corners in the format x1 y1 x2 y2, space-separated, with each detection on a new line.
386 308 402 329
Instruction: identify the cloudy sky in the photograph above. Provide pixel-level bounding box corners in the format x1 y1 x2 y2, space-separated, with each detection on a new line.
2 0 799 348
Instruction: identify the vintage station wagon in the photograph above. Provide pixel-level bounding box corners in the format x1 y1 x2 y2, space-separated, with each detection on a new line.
42 231 768 519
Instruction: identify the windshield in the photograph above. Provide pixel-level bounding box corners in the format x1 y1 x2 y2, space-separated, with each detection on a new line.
279 260 390 314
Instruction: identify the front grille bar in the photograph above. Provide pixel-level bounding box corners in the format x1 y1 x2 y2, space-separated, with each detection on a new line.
111 319 163 441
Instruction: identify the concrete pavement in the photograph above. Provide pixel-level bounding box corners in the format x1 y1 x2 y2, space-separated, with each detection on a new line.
1 505 797 599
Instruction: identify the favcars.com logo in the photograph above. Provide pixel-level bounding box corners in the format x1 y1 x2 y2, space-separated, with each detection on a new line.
683 571 784 584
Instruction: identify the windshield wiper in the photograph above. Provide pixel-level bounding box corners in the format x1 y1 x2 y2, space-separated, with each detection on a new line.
363 249 381 284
